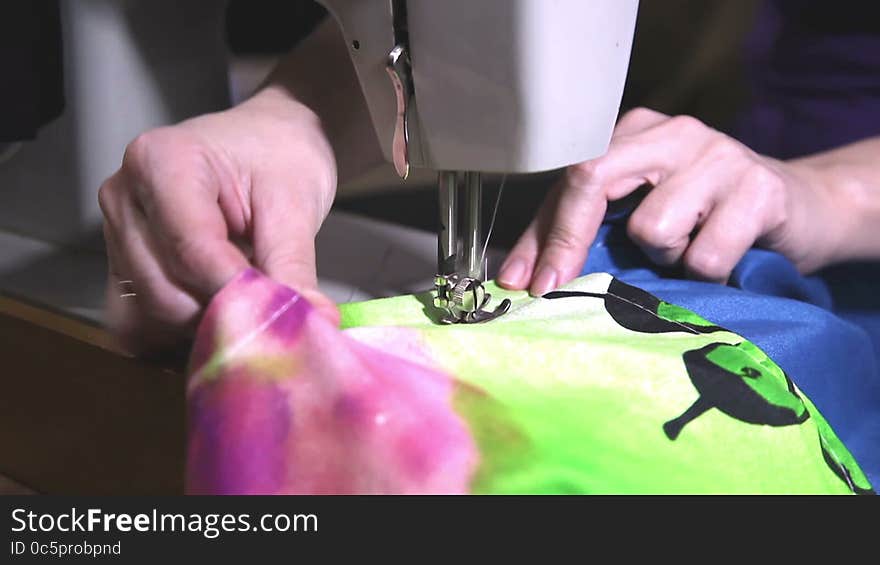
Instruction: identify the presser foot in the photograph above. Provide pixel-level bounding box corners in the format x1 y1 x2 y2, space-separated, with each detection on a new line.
433 274 512 325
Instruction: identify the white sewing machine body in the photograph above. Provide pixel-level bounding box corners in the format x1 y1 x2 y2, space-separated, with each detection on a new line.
0 0 639 327
319 0 639 174
319 0 640 323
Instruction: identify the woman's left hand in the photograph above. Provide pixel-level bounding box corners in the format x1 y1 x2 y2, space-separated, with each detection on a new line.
497 107 846 295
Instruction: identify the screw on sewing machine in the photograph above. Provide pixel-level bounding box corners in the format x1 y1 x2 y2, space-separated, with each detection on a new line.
434 274 511 325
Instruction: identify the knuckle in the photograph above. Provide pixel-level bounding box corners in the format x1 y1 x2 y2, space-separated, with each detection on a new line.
164 236 203 282
544 224 583 254
628 106 661 120
743 164 788 228
706 137 749 162
668 114 706 136
566 159 607 189
618 106 663 128
627 212 680 251
766 187 790 229
686 249 730 281
123 130 160 169
122 133 159 189
97 180 118 218
743 162 783 192
123 127 202 181
567 160 598 185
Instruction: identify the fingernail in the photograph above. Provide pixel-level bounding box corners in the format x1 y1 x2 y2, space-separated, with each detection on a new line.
531 266 558 296
498 258 527 288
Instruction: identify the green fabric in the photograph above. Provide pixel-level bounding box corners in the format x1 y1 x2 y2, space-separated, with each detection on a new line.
339 273 873 494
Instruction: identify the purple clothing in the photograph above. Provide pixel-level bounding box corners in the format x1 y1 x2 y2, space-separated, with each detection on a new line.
733 0 880 158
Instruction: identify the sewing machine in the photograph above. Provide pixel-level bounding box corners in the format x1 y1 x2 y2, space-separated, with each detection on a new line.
319 0 639 323
0 0 637 494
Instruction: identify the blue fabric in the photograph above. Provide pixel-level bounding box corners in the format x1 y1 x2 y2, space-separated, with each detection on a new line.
581 221 880 489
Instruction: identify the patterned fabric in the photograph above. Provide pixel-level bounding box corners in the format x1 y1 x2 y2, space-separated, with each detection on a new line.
186 269 873 494
581 221 880 488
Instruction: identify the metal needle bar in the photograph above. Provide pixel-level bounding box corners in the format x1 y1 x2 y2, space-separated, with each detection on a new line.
437 171 458 276
463 171 483 280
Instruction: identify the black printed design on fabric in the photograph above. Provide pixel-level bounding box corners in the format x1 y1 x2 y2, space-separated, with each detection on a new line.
663 342 809 440
543 278 873 494
543 279 725 334
605 279 726 334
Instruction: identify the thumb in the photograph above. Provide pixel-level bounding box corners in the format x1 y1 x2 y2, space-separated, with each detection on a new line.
250 178 340 325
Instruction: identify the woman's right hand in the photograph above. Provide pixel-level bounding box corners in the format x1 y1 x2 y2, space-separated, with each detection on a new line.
98 86 339 354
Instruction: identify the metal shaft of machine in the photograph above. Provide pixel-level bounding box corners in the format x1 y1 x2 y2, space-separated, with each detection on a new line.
437 171 457 276
462 171 484 280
